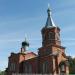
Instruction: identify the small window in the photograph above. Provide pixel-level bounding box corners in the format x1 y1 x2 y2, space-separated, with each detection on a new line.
10 63 15 71
56 33 60 41
60 64 65 71
45 49 51 55
24 62 32 73
49 32 54 40
42 61 49 74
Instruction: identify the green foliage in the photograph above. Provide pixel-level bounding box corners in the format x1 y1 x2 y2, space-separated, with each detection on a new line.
0 70 5 75
68 56 75 74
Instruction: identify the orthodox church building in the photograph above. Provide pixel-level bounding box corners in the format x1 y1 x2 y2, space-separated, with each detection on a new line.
6 7 69 75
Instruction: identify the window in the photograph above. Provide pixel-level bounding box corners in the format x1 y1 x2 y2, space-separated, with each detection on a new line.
60 64 66 75
49 32 54 40
10 63 15 71
42 61 49 74
60 64 65 71
56 33 60 41
45 49 51 55
24 62 32 73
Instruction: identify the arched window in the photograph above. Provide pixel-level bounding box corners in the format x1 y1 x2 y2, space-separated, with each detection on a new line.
42 61 49 74
24 62 32 73
59 61 66 75
60 64 65 71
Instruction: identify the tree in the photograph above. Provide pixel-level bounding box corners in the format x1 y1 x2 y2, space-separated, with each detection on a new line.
0 70 5 75
67 56 75 74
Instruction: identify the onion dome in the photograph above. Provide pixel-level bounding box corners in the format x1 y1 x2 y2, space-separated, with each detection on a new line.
22 37 29 47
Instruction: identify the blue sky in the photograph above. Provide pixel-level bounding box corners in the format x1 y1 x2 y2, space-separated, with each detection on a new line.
0 0 75 71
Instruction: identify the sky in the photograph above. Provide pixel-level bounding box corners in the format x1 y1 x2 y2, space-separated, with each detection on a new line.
0 0 75 71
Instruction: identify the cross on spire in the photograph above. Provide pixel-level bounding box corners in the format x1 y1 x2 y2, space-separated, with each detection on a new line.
47 3 51 16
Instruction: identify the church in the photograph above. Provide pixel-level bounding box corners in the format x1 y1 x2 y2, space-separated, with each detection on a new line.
6 6 69 75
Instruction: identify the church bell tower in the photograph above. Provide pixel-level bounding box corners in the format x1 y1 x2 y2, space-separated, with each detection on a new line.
38 6 69 74
41 6 61 47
